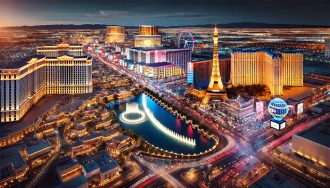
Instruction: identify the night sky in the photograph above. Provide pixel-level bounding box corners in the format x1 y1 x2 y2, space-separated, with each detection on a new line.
0 0 329 27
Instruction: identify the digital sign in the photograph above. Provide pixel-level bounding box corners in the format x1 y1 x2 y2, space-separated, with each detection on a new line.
270 121 280 130
297 103 303 114
256 101 264 119
270 121 286 131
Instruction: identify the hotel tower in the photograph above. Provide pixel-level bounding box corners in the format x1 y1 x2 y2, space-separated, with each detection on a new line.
106 26 125 43
0 44 92 122
134 25 161 48
202 27 227 106
231 50 303 96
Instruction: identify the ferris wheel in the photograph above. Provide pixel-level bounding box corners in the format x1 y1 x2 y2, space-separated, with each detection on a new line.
178 30 195 51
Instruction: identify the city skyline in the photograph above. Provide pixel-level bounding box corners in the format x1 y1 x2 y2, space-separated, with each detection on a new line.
0 0 329 27
0 1 329 187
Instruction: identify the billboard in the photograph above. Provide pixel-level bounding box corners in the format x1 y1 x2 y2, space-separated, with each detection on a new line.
297 103 303 114
256 101 264 113
270 121 280 130
270 120 286 131
256 101 264 119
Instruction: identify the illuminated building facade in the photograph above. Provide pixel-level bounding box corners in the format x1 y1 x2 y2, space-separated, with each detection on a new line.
37 43 84 56
144 62 183 79
1 45 93 122
106 26 125 43
125 47 191 72
292 121 329 168
187 60 211 90
202 27 227 105
231 50 303 96
134 25 161 47
187 56 231 90
219 95 255 122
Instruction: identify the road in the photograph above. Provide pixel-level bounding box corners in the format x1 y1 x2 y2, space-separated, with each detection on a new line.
86 46 329 188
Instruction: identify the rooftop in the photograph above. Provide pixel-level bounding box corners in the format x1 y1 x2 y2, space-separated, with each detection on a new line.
83 133 101 142
130 47 189 51
101 129 119 137
288 92 313 102
112 135 130 143
251 171 301 188
81 150 119 174
1 55 91 69
0 164 15 180
295 119 330 147
146 62 174 67
0 153 26 170
82 160 99 173
26 140 51 155
57 157 80 172
232 48 283 59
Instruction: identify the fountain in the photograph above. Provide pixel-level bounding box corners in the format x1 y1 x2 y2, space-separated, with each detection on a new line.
142 95 196 146
119 103 146 124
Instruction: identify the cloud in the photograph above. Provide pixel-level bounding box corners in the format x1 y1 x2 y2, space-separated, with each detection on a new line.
149 12 210 19
84 10 130 19
84 10 209 21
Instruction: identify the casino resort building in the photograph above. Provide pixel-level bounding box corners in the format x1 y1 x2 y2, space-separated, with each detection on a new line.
0 44 93 122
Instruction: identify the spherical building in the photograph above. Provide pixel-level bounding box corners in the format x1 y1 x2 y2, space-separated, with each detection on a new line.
268 98 289 130
268 98 289 120
106 25 125 43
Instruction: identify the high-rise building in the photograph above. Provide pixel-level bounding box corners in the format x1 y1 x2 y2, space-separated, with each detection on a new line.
125 47 191 72
36 43 84 56
231 49 303 96
187 60 212 90
134 25 161 48
187 56 230 90
202 27 227 105
106 26 125 43
1 44 93 122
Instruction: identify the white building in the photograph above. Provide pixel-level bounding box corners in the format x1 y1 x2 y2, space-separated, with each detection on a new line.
125 47 191 72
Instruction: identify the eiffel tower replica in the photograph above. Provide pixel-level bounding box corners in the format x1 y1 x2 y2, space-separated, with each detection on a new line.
202 27 227 106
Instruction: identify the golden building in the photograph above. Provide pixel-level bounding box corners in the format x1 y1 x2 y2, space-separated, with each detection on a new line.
37 43 83 56
134 25 161 47
106 26 125 43
143 62 182 79
231 50 303 96
202 27 227 106
0 45 92 122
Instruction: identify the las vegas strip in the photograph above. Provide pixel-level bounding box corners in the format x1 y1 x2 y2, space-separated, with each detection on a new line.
0 0 329 188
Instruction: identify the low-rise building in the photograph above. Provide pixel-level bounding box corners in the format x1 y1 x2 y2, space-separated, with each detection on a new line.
143 62 183 79
106 135 132 156
81 150 120 186
219 96 255 123
55 175 88 188
24 139 52 161
57 157 83 182
0 152 28 184
292 120 330 168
